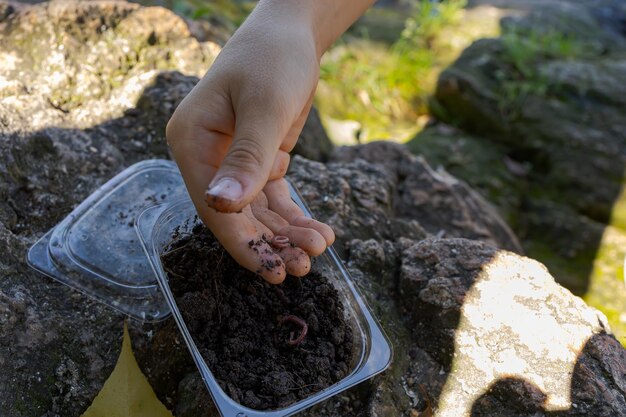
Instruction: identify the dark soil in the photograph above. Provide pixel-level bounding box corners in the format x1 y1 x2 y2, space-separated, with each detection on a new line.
161 225 355 410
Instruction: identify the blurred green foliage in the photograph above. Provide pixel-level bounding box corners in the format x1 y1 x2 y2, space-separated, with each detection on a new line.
149 0 485 142
395 0 467 49
168 0 252 23
496 28 588 116
135 0 253 30
316 0 474 142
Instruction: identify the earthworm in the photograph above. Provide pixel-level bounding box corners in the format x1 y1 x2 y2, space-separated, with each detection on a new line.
278 315 308 346
271 235 290 249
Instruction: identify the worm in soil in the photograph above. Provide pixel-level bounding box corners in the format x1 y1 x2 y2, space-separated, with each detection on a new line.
278 315 308 346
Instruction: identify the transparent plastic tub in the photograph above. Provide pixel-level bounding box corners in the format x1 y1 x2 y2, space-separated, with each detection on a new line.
136 193 393 417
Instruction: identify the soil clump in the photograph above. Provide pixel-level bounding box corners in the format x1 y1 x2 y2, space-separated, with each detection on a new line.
162 225 355 410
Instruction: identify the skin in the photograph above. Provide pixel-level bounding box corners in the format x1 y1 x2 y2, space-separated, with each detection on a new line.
166 0 375 283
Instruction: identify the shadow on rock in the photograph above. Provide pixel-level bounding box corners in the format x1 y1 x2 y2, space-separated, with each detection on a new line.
286 158 625 417
470 332 626 417
407 239 624 416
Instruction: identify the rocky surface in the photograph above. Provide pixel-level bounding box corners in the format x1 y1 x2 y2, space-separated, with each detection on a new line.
398 239 625 417
0 1 625 417
0 0 221 414
133 151 626 417
409 0 626 340
329 141 522 253
0 1 331 415
288 152 626 416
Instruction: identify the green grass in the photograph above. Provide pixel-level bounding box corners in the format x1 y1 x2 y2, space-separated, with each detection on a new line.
495 28 589 116
147 0 495 143
315 0 504 143
317 39 433 142
584 222 626 346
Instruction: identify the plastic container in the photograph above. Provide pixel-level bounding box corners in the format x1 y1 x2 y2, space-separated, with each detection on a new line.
27 159 392 416
136 193 393 417
27 160 187 321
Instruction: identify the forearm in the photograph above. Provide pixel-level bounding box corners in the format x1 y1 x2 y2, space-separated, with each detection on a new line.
252 0 375 58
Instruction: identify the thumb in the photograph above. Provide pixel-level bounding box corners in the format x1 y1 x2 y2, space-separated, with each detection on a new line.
205 106 285 213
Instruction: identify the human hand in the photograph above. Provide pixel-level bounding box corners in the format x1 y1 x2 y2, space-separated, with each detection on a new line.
166 5 335 283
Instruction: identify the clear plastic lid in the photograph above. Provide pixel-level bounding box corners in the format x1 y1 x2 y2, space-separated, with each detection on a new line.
27 160 187 321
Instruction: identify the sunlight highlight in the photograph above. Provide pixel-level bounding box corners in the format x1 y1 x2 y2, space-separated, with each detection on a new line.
584 181 626 347
434 252 607 417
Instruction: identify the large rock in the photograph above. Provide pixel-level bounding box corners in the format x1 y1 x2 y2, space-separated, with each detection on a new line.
432 0 626 209
397 238 625 417
300 235 626 417
0 1 219 130
409 0 626 339
329 141 522 253
0 0 222 414
427 0 626 222
0 0 330 162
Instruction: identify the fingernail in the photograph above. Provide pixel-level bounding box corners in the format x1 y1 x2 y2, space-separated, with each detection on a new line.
206 177 242 202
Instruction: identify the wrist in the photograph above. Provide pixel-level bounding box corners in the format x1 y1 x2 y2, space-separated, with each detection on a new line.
244 0 318 57
254 0 374 59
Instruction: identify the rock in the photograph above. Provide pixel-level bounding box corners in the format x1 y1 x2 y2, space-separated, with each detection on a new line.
411 0 626 338
336 236 626 417
469 333 626 416
397 238 625 417
172 373 216 417
288 155 428 250
406 124 524 226
329 141 522 253
0 1 220 415
0 232 123 416
0 0 220 130
432 7 626 220
292 106 334 162
407 124 616 295
0 0 328 161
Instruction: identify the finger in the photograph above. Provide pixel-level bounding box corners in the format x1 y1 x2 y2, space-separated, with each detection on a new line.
178 160 287 284
170 126 287 187
207 207 287 284
251 193 327 255
205 88 294 213
273 244 311 277
263 179 335 245
251 203 327 256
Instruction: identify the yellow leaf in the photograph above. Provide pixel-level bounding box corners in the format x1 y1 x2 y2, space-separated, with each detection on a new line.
81 322 174 417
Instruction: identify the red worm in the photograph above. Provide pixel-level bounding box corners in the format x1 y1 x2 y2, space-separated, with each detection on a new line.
271 235 290 249
278 315 308 346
